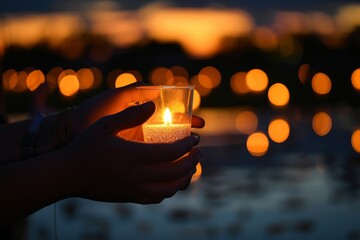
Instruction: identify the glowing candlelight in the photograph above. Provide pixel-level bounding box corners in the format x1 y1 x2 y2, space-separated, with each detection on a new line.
164 108 172 125
137 86 194 143
142 107 191 143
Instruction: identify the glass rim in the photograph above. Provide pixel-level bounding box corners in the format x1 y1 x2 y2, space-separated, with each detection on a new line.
136 85 195 90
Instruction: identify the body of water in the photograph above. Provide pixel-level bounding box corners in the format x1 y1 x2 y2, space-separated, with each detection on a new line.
27 105 360 240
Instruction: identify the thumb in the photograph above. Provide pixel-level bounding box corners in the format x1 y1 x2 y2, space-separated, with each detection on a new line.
99 101 155 134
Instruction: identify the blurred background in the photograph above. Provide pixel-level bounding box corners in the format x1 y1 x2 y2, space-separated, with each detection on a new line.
1 0 360 239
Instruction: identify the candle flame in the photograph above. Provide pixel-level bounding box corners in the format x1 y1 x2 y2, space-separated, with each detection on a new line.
164 108 172 125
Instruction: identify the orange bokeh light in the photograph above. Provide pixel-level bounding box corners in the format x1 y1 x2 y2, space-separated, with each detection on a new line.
268 119 290 143
230 72 250 94
312 72 332 95
252 26 278 51
190 75 212 97
235 110 258 134
46 67 63 88
170 66 189 79
312 112 332 136
268 83 290 107
199 66 221 89
150 67 174 85
12 71 28 93
91 67 103 89
351 68 360 91
246 132 269 157
59 75 80 97
351 129 360 153
246 69 268 92
2 69 16 91
77 68 94 90
192 89 201 111
115 73 137 88
27 70 45 91
298 64 310 84
8 71 19 91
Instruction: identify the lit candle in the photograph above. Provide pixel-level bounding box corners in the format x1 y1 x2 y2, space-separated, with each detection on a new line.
137 85 194 143
143 107 191 143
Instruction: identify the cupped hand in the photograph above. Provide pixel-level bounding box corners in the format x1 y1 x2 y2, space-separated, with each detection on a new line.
64 102 203 204
71 82 205 141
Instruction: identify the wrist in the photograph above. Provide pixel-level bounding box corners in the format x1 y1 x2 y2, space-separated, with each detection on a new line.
54 107 75 147
21 113 45 159
36 107 76 156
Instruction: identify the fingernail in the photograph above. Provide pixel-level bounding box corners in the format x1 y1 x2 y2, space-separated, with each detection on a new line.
192 134 200 146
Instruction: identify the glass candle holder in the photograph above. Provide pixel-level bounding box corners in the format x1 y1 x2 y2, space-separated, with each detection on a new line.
137 85 194 143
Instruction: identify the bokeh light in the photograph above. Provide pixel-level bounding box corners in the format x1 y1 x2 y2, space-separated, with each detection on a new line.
192 89 201 111
312 72 332 95
58 69 76 84
230 72 250 94
351 68 360 91
235 110 258 134
2 69 16 91
13 71 28 93
312 112 332 136
46 67 63 88
198 66 221 89
246 132 269 157
351 129 360 153
252 26 278 51
246 69 268 92
26 70 45 91
170 66 189 79
268 118 290 143
190 75 212 97
59 75 80 97
150 67 174 85
77 68 94 90
90 67 103 89
107 69 123 88
169 66 189 86
127 70 143 83
268 83 290 107
115 73 137 88
298 64 310 84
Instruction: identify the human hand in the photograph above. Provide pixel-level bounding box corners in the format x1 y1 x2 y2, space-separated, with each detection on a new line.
71 82 205 141
64 101 203 204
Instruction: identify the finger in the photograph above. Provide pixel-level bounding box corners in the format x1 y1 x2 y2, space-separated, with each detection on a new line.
133 197 164 204
118 82 148 105
90 82 146 111
132 135 197 164
191 133 200 146
135 85 161 103
180 174 193 191
141 170 195 199
141 148 202 182
100 101 155 134
191 115 205 128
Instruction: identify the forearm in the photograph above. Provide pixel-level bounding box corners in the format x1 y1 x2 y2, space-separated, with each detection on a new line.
0 119 31 164
0 147 73 223
0 109 72 165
